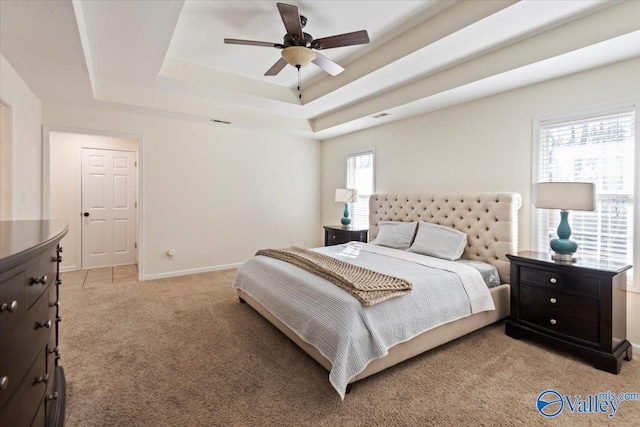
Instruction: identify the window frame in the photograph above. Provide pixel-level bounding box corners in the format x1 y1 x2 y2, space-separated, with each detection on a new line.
345 147 376 230
532 100 639 292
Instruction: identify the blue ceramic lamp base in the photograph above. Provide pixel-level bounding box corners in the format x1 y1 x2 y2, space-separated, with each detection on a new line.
550 210 577 262
340 203 352 226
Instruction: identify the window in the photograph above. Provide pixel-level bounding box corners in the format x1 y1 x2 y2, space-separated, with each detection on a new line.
534 106 637 288
346 150 374 229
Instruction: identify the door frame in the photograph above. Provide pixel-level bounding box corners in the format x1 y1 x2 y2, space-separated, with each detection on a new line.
43 126 144 281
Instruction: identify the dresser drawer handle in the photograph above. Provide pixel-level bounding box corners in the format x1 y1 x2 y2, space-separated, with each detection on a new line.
550 298 557 304
31 275 48 285
550 319 557 325
0 376 8 390
549 277 557 284
47 392 58 401
332 235 337 239
48 346 59 355
34 374 49 385
36 320 52 329
49 300 59 307
0 300 18 313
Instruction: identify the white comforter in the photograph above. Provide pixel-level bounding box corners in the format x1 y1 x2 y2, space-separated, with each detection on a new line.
232 242 495 399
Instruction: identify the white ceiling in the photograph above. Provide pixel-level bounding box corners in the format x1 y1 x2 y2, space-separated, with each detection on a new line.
1 0 639 140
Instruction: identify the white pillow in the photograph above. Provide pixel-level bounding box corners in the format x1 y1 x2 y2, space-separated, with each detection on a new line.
408 221 467 260
370 221 417 250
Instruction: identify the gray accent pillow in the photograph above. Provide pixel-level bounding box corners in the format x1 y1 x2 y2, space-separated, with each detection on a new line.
408 221 467 260
370 221 417 250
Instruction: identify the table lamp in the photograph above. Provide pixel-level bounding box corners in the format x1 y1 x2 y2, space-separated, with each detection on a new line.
335 188 359 226
534 182 595 262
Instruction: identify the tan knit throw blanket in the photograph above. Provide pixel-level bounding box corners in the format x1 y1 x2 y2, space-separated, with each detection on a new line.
256 247 413 306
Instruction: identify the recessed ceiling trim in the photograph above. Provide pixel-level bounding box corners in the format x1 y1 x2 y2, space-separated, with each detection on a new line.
71 0 96 97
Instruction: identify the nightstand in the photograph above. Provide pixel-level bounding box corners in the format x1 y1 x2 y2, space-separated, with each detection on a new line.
505 251 632 374
323 225 368 246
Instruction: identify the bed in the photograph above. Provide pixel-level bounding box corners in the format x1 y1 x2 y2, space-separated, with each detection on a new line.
233 192 521 398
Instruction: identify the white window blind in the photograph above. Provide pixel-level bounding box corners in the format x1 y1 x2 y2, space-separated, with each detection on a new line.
535 108 636 285
346 150 374 229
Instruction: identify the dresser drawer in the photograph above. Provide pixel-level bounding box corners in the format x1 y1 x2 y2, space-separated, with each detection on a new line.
0 346 47 427
519 284 598 321
26 249 57 309
0 271 27 334
47 286 58 373
519 304 599 344
520 266 599 297
0 290 52 408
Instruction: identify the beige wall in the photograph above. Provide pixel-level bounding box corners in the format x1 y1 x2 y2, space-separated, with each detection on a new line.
43 104 322 279
49 132 139 271
321 57 640 346
0 53 42 219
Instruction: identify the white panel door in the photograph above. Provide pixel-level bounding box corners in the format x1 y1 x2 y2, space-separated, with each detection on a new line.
81 148 136 269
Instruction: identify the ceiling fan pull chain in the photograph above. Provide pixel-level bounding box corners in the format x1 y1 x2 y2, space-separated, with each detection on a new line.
297 64 302 100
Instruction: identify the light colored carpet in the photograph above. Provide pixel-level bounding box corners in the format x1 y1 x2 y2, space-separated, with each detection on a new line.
60 269 639 426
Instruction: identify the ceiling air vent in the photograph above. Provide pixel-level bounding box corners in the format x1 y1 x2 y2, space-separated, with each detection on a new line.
370 112 390 119
210 119 231 125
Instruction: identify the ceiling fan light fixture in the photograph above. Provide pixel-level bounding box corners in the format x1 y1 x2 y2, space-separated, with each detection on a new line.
281 46 316 68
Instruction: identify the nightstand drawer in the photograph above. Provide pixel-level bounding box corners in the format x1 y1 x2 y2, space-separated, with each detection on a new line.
520 304 599 344
520 284 598 321
520 266 598 297
323 226 368 246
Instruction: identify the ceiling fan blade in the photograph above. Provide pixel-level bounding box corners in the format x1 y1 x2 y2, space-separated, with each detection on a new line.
313 30 370 50
277 3 303 39
224 38 283 48
265 57 288 76
311 53 344 76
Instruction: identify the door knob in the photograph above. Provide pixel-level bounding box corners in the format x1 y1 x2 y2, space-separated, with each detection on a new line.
83 212 90 217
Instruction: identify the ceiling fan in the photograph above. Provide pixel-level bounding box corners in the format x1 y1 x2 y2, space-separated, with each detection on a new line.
224 2 370 77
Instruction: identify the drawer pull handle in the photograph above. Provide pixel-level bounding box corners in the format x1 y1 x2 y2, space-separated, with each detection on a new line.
0 300 18 313
36 320 52 329
0 376 8 390
49 300 59 307
550 298 557 304
549 277 557 284
31 275 48 285
550 319 557 325
47 392 58 401
34 374 49 384
48 346 59 355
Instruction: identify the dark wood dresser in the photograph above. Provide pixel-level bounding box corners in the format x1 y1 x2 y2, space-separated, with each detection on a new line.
323 225 368 246
0 220 68 427
505 251 632 374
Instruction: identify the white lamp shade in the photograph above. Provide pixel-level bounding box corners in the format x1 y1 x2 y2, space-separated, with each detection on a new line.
335 188 359 203
534 182 595 211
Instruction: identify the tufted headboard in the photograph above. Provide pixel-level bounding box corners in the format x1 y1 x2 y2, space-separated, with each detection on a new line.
369 192 522 284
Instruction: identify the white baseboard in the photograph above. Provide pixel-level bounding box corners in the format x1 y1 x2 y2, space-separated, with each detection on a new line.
60 265 78 273
142 262 244 281
632 342 640 357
